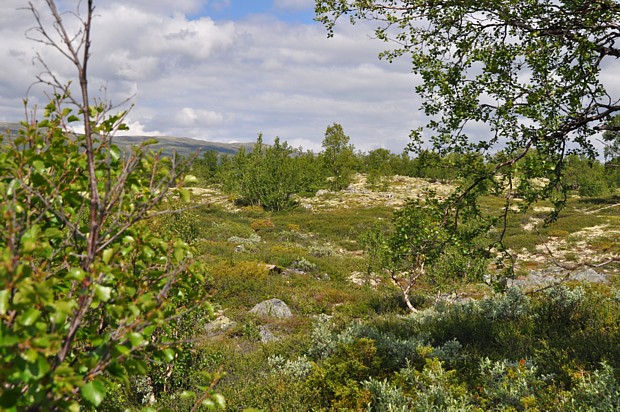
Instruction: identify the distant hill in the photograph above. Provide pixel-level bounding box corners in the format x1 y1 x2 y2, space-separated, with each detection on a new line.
0 122 253 157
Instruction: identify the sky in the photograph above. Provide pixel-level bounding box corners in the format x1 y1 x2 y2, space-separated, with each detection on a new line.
1 1 617 155
0 0 421 153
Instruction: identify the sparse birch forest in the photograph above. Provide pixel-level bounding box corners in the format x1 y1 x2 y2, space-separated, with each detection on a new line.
1 0 620 411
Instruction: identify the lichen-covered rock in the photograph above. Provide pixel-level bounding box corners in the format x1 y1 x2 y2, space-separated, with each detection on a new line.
572 268 608 284
249 298 292 319
204 316 237 337
259 325 279 343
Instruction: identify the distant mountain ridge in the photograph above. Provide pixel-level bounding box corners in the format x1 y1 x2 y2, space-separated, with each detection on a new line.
0 122 253 157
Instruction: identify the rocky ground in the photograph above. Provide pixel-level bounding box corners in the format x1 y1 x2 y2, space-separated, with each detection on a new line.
189 174 455 211
190 175 619 293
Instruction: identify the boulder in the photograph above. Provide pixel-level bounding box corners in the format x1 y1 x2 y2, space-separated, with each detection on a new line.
249 298 292 319
204 315 236 337
572 268 608 284
259 325 279 343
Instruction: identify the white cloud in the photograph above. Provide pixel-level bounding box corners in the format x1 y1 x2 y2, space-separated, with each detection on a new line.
0 0 556 152
115 121 163 136
0 1 435 153
2 1 618 159
175 108 225 127
91 5 237 79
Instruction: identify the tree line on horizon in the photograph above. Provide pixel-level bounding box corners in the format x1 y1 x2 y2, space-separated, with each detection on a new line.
190 119 620 212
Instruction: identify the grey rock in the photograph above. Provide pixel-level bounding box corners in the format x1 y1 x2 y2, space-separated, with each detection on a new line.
507 272 558 289
265 264 284 274
249 298 292 319
259 325 280 343
504 265 609 290
282 268 306 277
435 292 473 306
572 268 608 284
204 316 236 337
317 273 331 281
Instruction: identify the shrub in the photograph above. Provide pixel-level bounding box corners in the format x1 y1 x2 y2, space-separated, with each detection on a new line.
479 287 531 321
306 338 379 410
0 5 218 408
476 358 554 410
397 358 471 411
293 257 318 272
250 219 275 231
268 354 314 379
363 378 411 412
570 363 620 410
308 243 337 257
226 233 262 245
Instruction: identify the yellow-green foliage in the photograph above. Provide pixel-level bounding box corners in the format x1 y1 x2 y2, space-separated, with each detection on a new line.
307 338 378 410
208 260 271 306
250 218 275 232
240 205 267 218
547 229 569 238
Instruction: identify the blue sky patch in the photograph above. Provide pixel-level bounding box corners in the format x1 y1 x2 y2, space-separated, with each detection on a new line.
192 0 316 24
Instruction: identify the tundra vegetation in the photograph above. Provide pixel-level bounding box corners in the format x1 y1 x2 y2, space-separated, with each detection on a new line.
2 0 620 411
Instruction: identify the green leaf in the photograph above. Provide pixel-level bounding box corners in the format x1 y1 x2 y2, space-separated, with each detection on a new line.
21 348 38 363
143 138 159 146
107 362 126 379
6 179 18 196
68 267 85 281
44 228 64 239
28 353 50 378
32 160 46 173
183 174 198 184
20 307 41 326
174 246 185 262
21 225 40 253
180 390 196 399
0 388 20 408
0 290 9 315
163 348 175 362
102 248 114 265
52 300 74 325
81 379 107 407
128 332 145 348
95 285 112 302
109 146 121 162
115 345 131 356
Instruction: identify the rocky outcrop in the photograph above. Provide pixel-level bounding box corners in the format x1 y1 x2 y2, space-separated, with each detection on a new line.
249 298 292 319
204 315 237 337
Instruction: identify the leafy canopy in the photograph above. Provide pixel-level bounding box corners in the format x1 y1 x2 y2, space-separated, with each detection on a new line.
222 134 321 211
321 123 356 191
316 0 620 208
